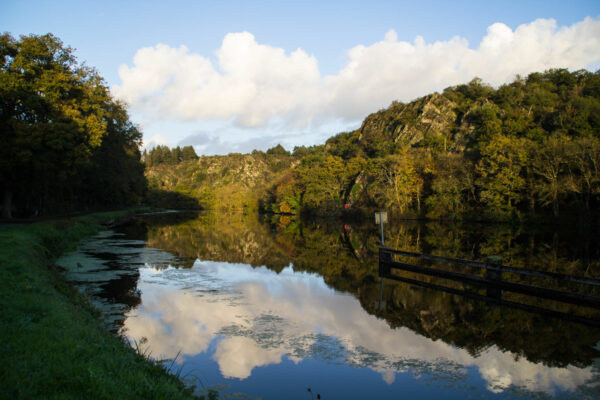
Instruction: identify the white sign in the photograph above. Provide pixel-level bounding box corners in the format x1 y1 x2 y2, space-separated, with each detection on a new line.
375 212 388 224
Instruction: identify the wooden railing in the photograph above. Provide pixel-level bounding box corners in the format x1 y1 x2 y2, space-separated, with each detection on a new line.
378 247 600 326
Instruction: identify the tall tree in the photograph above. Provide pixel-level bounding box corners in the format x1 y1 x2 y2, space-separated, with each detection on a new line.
426 153 475 219
181 145 198 161
367 151 422 214
80 100 145 207
0 33 144 217
531 134 576 216
570 137 600 211
476 135 529 217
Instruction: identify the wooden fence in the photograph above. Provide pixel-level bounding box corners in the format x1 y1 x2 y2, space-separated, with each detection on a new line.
379 247 600 326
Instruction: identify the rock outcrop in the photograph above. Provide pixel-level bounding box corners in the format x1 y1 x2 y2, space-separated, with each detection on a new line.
358 93 458 147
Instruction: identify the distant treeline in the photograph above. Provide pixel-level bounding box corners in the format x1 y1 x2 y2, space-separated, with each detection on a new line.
1 33 146 218
144 148 295 211
143 145 198 167
263 69 600 221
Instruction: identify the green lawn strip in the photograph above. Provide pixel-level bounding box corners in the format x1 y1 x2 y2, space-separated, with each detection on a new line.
0 210 200 399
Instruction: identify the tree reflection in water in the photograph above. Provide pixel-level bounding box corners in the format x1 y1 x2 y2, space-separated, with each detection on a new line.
117 212 600 398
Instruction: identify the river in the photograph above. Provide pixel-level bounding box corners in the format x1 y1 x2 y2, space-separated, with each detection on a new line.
56 211 600 399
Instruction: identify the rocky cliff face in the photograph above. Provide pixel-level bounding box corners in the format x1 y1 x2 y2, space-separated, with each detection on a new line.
359 93 458 146
355 91 499 153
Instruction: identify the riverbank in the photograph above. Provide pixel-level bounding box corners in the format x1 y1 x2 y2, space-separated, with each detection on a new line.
0 210 201 399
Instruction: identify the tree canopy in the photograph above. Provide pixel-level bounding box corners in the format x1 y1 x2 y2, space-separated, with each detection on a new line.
0 33 146 218
263 69 600 220
144 145 198 167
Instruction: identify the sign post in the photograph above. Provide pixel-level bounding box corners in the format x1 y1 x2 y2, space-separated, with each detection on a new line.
376 211 388 311
375 211 388 246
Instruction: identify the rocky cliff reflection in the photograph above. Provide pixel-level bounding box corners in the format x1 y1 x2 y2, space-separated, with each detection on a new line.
118 212 600 397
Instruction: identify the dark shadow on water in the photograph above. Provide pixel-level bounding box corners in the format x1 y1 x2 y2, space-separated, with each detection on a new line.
145 188 202 210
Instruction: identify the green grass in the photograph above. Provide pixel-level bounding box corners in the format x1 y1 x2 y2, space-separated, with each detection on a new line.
0 210 202 399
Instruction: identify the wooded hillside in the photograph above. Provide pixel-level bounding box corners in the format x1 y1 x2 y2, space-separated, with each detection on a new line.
145 69 600 221
145 150 296 212
265 69 600 220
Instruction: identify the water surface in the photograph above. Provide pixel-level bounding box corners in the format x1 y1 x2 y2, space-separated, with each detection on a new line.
57 212 600 399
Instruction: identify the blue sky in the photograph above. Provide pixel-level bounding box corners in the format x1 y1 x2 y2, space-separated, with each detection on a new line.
3 1 600 154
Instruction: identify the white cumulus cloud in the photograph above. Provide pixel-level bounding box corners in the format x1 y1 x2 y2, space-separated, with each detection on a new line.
113 32 320 128
112 17 600 130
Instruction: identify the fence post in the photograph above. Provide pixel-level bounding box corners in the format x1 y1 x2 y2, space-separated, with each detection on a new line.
485 255 503 300
379 247 391 276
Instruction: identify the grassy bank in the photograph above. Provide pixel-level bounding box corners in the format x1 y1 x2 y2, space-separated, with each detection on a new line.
0 210 201 399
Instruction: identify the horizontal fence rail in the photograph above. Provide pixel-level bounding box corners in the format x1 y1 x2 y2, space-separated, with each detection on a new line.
383 272 600 327
379 247 600 313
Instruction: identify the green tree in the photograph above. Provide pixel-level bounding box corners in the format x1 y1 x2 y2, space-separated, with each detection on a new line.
367 151 422 214
148 145 170 166
296 154 348 213
570 137 600 211
426 154 475 219
80 100 145 207
171 146 182 164
271 171 301 214
266 144 290 156
325 131 363 159
468 103 503 151
531 134 577 216
0 33 145 217
476 135 528 217
1 33 110 217
181 145 198 161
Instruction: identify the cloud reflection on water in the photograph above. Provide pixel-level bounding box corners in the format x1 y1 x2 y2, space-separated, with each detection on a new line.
122 260 595 395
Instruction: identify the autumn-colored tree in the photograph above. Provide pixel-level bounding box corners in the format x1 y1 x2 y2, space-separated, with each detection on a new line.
367 150 422 215
140 69 600 220
272 170 301 214
296 154 346 210
476 135 529 217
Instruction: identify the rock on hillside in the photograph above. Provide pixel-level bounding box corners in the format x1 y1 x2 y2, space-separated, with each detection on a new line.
358 93 458 147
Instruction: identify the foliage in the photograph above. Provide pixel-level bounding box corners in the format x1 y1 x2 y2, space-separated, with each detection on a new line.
144 145 198 167
476 135 528 217
139 68 600 221
425 153 474 219
0 33 146 218
325 131 364 159
265 143 290 156
145 151 295 212
262 68 600 220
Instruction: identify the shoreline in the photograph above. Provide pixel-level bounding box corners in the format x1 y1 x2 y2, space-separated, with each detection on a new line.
0 209 202 399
